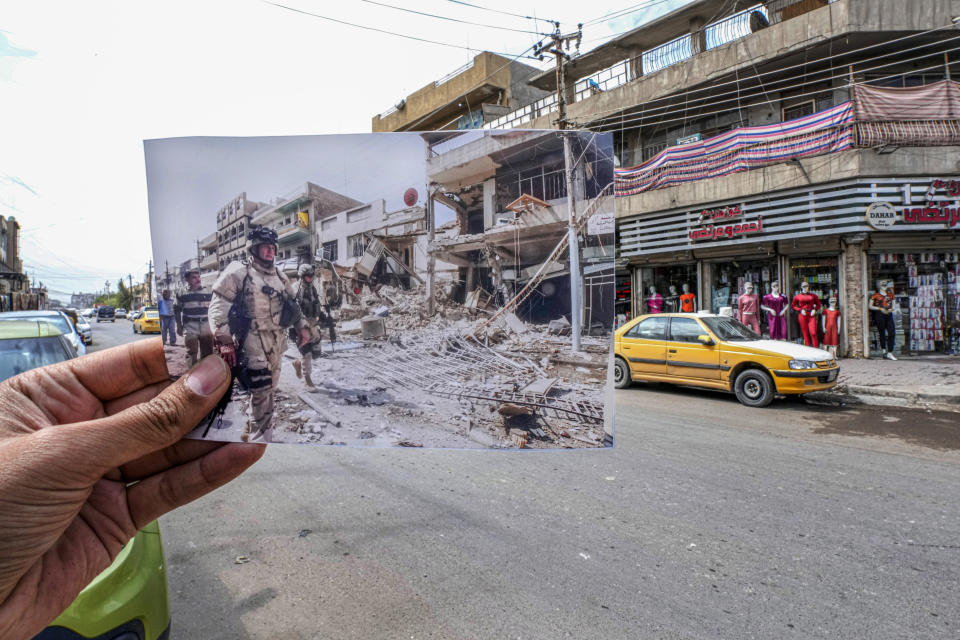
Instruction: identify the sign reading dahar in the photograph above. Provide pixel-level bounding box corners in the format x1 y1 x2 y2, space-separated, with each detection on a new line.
866 202 896 229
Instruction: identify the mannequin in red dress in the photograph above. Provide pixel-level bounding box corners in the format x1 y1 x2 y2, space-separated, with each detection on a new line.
822 297 842 357
737 281 762 334
792 281 822 347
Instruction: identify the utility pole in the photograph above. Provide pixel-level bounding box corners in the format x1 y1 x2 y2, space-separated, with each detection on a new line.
147 260 154 305
537 22 584 350
424 138 436 316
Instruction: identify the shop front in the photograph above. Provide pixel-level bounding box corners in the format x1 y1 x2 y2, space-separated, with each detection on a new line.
863 180 960 355
617 177 953 358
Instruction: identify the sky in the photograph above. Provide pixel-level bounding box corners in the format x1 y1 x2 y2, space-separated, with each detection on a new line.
1 0 691 302
144 132 429 272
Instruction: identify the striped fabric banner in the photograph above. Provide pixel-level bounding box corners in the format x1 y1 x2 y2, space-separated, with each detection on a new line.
615 102 854 196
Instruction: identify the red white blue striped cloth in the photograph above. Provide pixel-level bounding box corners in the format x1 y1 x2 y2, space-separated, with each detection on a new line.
615 102 854 196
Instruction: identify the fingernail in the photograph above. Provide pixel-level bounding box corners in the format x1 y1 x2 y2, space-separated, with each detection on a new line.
185 356 227 397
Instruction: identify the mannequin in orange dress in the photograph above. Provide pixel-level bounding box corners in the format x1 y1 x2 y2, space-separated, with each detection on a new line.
822 297 842 357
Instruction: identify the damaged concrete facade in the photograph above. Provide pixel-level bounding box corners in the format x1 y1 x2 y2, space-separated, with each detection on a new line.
423 130 616 329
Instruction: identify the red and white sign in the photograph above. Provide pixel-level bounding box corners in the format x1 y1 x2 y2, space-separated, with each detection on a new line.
689 216 763 241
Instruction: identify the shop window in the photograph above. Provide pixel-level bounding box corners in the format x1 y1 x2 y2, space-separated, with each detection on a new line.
640 264 698 314
624 316 666 340
615 274 632 327
667 317 704 343
712 259 780 315
869 252 960 355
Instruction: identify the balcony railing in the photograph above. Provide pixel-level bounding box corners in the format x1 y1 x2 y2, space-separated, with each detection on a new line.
485 0 837 130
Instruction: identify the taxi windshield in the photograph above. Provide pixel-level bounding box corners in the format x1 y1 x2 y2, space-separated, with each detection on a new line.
702 317 761 341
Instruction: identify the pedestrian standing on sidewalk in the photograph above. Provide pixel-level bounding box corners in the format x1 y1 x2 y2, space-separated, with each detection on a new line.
869 281 898 360
158 289 176 346
175 269 214 366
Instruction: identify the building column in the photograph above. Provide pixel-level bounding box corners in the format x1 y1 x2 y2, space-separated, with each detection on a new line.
842 238 866 358
689 16 707 56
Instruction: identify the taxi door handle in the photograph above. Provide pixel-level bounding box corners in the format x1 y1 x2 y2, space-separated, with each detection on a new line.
668 349 677 353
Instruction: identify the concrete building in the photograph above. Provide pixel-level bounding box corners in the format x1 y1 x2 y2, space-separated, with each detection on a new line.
216 192 264 271
372 51 551 132
480 0 960 357
0 216 27 295
198 231 218 288
70 293 97 308
251 182 363 273
424 130 615 327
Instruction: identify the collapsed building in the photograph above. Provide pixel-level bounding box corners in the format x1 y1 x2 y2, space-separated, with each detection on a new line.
422 130 616 331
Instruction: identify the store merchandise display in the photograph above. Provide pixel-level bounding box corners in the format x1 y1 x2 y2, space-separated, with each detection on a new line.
761 281 790 340
822 298 842 357
792 281 822 348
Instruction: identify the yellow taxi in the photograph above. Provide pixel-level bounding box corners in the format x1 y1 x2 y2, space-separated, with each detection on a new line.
132 307 161 334
613 313 839 407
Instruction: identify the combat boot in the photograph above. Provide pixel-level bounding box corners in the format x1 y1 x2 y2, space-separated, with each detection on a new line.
304 372 316 390
292 359 302 379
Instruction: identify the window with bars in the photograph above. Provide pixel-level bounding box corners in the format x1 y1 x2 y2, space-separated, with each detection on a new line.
321 240 338 263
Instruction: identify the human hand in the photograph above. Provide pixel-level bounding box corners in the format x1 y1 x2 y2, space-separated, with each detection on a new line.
218 343 237 368
0 340 265 639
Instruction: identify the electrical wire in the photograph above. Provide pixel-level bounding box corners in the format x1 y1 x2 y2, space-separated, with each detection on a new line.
584 0 690 27
570 21 960 126
445 0 551 23
263 1 539 58
579 43 960 136
355 0 547 35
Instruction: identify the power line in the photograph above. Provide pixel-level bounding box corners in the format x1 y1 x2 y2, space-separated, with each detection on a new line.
445 0 550 23
263 1 539 58
570 20 959 126
584 0 687 27
355 0 546 35
579 42 960 135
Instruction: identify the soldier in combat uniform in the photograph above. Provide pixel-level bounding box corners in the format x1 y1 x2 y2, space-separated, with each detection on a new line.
291 263 324 389
208 227 309 442
175 268 214 366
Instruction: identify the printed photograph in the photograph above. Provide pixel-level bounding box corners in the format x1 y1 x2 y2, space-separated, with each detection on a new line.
144 130 615 448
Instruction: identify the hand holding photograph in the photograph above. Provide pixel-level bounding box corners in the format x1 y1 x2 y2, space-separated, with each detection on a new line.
145 130 615 448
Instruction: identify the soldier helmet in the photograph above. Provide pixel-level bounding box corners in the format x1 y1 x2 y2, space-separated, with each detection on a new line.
182 268 201 280
298 264 316 277
247 225 278 250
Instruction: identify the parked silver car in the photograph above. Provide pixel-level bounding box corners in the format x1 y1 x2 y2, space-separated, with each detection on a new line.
0 310 87 356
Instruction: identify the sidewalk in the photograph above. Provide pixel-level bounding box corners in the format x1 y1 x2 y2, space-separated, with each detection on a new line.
809 355 960 409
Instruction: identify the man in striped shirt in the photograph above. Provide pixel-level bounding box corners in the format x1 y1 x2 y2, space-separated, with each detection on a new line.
175 268 214 366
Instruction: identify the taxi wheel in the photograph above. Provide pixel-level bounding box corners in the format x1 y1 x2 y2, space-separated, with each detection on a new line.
734 369 774 408
613 357 632 389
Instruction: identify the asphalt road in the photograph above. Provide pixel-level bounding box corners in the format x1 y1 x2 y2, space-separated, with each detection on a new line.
146 368 960 639
84 314 157 353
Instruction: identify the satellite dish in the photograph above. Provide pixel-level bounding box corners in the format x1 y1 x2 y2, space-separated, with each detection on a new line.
403 188 418 207
749 10 770 32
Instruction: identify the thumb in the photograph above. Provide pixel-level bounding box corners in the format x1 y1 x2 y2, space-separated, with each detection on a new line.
65 355 232 472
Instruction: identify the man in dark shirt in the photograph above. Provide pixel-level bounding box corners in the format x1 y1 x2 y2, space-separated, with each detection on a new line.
175 269 214 366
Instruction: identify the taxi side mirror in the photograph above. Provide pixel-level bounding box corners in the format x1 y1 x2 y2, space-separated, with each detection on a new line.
697 334 715 346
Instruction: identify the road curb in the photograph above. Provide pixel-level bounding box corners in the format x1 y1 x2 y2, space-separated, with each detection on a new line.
807 384 960 412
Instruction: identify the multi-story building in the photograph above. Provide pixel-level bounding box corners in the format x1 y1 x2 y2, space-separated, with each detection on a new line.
424 129 615 325
250 182 363 272
372 51 551 132
216 192 264 271
479 0 960 357
198 231 218 288
0 216 27 296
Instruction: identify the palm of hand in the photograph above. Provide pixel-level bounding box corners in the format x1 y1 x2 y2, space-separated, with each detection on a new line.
0 340 263 639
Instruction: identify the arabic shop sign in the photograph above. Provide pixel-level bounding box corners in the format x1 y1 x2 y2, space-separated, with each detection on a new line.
689 216 763 241
695 205 742 224
902 206 960 227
